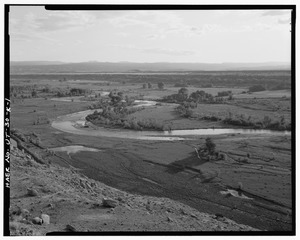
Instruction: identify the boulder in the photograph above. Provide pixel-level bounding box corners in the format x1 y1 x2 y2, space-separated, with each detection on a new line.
102 198 118 208
32 217 43 225
27 188 38 197
65 224 77 232
40 214 50 225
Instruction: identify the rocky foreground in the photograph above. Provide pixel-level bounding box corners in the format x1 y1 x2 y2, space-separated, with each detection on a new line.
9 146 258 235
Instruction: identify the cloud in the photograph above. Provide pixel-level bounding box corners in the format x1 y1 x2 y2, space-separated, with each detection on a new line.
109 11 184 31
29 11 97 32
9 10 98 43
261 10 291 16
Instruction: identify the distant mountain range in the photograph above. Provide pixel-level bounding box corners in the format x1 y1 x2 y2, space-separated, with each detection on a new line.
10 61 291 73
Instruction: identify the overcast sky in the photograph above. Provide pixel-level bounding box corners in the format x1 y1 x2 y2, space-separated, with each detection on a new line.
9 6 292 63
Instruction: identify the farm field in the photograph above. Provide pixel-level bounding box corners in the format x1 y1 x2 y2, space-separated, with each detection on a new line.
10 71 293 231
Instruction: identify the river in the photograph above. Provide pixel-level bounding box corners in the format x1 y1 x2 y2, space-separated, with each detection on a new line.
51 108 290 141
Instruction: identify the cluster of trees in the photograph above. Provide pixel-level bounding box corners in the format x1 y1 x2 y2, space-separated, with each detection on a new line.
142 82 164 90
142 83 152 89
217 90 232 97
196 138 227 162
223 113 290 130
56 88 89 97
174 82 188 87
162 88 224 104
123 118 169 131
86 107 169 131
10 85 41 99
69 88 88 96
248 85 266 92
175 102 290 130
86 90 169 131
175 102 196 118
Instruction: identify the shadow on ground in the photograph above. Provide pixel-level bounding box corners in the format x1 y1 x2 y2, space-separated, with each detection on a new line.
165 153 207 174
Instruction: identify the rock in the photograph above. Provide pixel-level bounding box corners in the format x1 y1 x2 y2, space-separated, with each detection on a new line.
102 198 118 208
32 217 43 225
21 209 30 215
92 203 102 208
40 214 50 225
214 213 224 220
27 188 38 197
167 216 173 222
65 224 76 232
20 219 31 224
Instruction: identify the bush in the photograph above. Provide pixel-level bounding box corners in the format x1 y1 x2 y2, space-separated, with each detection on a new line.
205 138 216 154
217 91 231 97
174 83 188 87
219 153 227 160
249 85 266 92
158 82 165 90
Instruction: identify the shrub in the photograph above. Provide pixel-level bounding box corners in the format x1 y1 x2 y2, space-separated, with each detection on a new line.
31 90 37 98
219 153 227 161
174 83 188 87
249 85 266 92
158 82 165 90
205 138 216 154
217 91 232 97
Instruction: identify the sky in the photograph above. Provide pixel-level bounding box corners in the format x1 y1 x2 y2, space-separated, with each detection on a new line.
9 6 292 63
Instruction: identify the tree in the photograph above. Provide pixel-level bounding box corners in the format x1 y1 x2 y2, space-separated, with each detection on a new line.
178 87 189 101
205 137 216 154
148 83 152 89
31 90 37 98
178 87 189 95
158 82 165 90
42 87 50 93
109 90 124 104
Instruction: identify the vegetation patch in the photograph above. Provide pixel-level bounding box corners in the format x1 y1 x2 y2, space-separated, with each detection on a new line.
86 91 170 131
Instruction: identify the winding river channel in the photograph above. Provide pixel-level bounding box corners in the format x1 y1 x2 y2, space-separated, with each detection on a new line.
51 108 290 141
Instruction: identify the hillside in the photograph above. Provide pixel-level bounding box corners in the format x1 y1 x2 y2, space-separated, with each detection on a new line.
9 144 258 235
10 61 290 74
